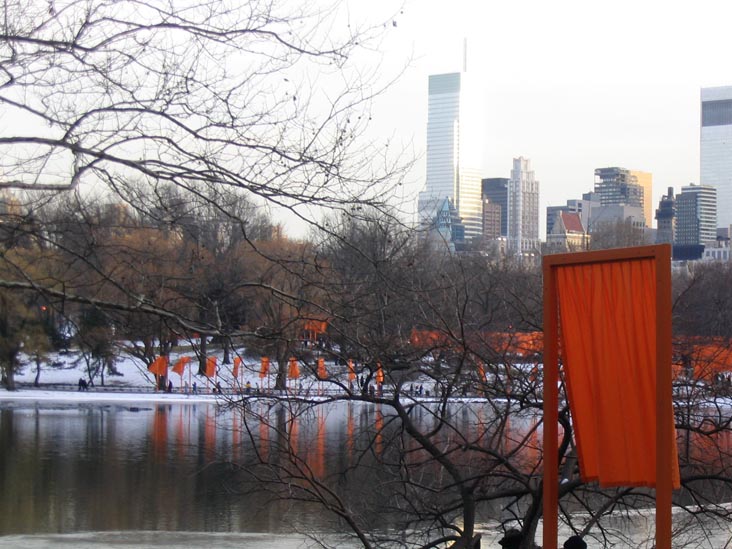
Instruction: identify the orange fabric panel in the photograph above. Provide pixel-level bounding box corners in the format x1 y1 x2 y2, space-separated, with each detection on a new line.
288 357 299 379
348 359 356 381
317 358 327 379
304 319 327 334
259 357 269 378
205 356 217 378
232 357 242 379
171 356 190 376
148 355 169 376
556 258 679 489
376 362 384 384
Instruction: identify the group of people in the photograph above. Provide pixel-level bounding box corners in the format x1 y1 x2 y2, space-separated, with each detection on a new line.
498 529 587 548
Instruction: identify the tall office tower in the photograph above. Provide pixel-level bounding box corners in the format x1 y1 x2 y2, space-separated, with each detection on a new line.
507 157 540 254
675 184 717 246
630 170 653 227
482 178 509 236
418 72 484 240
594 167 646 224
655 187 676 245
701 86 732 229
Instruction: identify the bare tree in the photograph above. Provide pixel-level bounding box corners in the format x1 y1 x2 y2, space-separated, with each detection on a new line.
222 222 732 549
0 0 408 329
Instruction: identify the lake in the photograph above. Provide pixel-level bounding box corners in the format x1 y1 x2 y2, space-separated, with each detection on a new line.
2 398 732 548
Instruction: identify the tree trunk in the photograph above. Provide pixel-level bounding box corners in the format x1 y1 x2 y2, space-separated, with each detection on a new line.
34 357 41 387
223 339 231 365
2 366 16 391
198 334 207 376
275 360 287 390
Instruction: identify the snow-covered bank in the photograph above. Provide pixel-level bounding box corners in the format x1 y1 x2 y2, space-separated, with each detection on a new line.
0 389 219 405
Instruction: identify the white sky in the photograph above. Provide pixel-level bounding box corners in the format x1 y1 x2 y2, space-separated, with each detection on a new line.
359 0 732 236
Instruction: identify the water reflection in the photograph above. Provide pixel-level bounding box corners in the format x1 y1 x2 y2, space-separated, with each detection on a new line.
3 399 731 546
2 400 527 536
0 403 268 535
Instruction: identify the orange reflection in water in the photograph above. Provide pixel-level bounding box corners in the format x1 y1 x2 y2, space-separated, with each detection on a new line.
347 404 354 463
204 408 216 460
152 406 167 462
310 411 326 479
374 406 383 457
175 406 185 460
259 408 269 462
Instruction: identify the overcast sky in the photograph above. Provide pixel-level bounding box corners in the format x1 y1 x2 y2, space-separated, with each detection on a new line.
361 0 731 236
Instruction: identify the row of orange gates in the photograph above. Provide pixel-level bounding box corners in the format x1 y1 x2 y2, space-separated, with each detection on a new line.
147 355 385 386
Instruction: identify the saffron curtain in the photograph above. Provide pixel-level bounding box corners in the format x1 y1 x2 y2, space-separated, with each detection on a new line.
555 257 680 488
375 363 384 384
148 356 169 376
233 357 242 379
260 357 269 378
288 357 299 379
205 356 217 378
171 356 190 376
317 358 327 379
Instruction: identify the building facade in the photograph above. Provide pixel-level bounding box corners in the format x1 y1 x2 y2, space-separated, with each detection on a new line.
546 198 594 239
675 184 717 246
482 178 509 237
701 86 732 229
507 157 540 255
482 198 502 240
418 72 484 240
655 186 676 245
545 211 590 253
594 167 647 226
630 170 653 228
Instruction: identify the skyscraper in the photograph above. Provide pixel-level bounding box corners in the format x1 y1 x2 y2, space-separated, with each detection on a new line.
594 167 647 225
482 178 509 237
507 157 540 254
675 184 717 246
701 86 732 229
418 72 484 240
482 198 501 240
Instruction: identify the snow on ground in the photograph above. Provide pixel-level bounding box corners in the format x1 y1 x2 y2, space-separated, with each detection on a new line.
13 348 269 388
0 389 220 404
5 347 326 401
3 347 495 405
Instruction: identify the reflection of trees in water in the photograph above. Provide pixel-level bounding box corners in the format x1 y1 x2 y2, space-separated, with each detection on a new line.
231 387 732 548
5 399 732 545
234 398 551 545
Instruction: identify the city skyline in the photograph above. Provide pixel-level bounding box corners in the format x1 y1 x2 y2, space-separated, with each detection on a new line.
356 0 732 240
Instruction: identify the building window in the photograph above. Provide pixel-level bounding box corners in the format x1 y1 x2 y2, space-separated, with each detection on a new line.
702 99 732 127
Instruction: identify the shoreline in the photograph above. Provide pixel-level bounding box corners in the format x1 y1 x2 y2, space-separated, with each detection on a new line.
0 387 494 406
0 389 220 405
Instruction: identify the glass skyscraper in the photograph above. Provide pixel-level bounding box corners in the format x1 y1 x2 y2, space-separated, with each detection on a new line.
418 72 484 240
701 86 732 230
